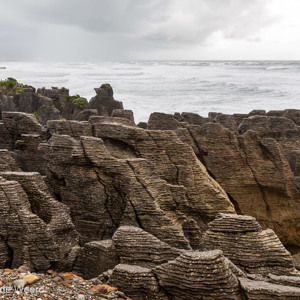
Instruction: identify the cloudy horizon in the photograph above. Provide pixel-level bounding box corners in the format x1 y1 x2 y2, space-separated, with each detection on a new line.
1 0 300 61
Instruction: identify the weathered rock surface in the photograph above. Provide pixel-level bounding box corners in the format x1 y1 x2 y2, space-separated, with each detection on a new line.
112 226 183 268
89 84 123 116
39 134 193 249
111 109 135 123
0 112 47 174
170 113 300 248
203 213 298 275
0 171 79 271
93 121 235 222
1 81 300 299
78 240 120 279
148 112 181 130
0 176 58 270
0 150 21 172
0 90 60 125
37 86 88 121
154 249 242 299
75 109 98 121
109 264 169 300
239 277 300 299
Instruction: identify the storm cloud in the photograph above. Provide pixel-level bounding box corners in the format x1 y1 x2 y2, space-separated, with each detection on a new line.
0 0 298 60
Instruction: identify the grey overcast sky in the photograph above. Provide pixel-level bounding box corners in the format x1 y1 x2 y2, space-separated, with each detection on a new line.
0 0 299 61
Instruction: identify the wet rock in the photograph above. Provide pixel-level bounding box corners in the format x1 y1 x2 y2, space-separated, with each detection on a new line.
94 122 235 222
39 134 193 249
14 134 47 174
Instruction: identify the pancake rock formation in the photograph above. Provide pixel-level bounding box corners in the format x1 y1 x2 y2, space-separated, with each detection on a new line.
0 80 299 299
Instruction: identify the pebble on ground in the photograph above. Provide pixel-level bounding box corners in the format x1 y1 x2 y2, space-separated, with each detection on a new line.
0 266 130 300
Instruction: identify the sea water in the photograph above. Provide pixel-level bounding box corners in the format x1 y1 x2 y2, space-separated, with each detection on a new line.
0 61 299 123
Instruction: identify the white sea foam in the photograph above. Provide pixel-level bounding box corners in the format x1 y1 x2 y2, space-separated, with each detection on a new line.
0 61 299 123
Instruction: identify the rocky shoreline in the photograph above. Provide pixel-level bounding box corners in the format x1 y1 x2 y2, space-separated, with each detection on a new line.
0 78 300 299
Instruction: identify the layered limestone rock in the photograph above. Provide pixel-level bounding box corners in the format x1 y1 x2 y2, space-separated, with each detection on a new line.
111 109 135 123
239 277 300 299
46 120 93 138
154 250 241 299
2 111 43 138
79 240 120 279
39 135 193 249
112 226 183 268
109 264 169 300
0 150 21 172
266 273 300 288
203 214 298 275
40 114 236 249
175 118 300 248
0 171 80 270
93 120 235 222
0 176 59 270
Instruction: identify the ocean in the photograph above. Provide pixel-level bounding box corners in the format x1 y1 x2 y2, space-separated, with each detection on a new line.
0 61 299 123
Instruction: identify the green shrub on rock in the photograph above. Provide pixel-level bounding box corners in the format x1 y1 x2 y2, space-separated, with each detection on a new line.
67 94 86 109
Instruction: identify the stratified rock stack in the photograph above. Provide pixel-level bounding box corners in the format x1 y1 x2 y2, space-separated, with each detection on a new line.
112 226 183 268
0 171 80 268
1 81 300 299
109 264 169 300
0 176 59 270
79 240 120 279
154 250 241 299
203 213 297 275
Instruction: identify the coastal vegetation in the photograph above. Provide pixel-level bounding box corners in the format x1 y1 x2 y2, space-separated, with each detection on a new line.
0 77 34 94
67 94 86 109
